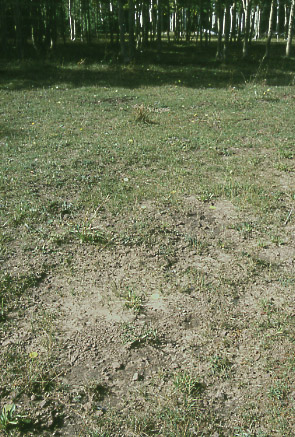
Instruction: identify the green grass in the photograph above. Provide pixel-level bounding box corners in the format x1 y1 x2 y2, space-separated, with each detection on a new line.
1 41 295 435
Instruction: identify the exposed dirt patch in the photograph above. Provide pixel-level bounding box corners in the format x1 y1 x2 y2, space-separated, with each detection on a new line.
1 198 295 435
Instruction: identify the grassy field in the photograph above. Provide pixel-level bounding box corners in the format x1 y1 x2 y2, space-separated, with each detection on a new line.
0 42 295 436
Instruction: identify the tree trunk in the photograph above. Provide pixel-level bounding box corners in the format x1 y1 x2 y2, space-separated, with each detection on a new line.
286 0 295 56
237 8 243 42
14 0 24 58
84 0 91 43
205 12 209 45
249 8 255 43
242 0 252 58
167 0 170 42
135 1 141 49
175 2 180 41
44 0 57 50
208 9 212 42
156 0 162 52
199 0 203 46
109 1 114 45
31 1 45 53
216 0 223 60
223 0 231 61
118 0 127 61
128 0 135 59
79 0 84 41
186 6 191 42
69 0 76 41
142 0 149 46
151 0 156 41
230 3 236 42
0 0 8 55
58 2 67 45
276 0 280 40
254 6 260 40
264 0 275 59
284 4 289 39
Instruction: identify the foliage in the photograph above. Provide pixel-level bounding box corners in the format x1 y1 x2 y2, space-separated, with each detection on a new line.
0 0 292 60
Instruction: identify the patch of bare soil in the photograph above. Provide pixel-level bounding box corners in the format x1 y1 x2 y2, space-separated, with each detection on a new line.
1 198 295 435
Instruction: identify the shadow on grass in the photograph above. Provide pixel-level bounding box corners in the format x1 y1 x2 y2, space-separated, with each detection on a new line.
0 41 294 90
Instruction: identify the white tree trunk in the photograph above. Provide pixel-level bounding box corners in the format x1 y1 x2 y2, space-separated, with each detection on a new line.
264 0 275 59
276 0 280 40
242 0 252 58
254 6 260 40
286 0 295 56
69 0 76 41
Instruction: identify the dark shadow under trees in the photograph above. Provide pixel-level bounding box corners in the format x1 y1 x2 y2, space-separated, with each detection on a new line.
0 41 294 91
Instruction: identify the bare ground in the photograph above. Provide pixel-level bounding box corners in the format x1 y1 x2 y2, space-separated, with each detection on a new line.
2 195 295 436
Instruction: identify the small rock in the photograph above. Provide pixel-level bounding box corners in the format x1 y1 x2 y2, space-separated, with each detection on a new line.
112 361 124 371
83 402 92 412
94 410 104 418
215 390 227 401
40 399 47 408
132 372 143 381
47 418 54 427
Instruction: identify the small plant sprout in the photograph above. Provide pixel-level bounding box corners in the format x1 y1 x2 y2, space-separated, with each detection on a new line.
0 404 18 428
123 288 144 314
0 404 29 429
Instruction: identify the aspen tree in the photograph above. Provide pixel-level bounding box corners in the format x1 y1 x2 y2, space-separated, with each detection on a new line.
286 0 295 56
242 0 252 58
264 0 275 59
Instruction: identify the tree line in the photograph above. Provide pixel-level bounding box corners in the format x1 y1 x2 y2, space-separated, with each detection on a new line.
1 0 295 61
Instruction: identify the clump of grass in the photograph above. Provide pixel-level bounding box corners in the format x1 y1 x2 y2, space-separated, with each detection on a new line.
210 355 232 378
185 234 209 254
173 371 205 397
268 381 288 400
75 225 109 244
121 322 159 346
3 347 57 397
133 104 152 123
0 271 47 315
122 288 144 314
84 381 108 403
71 211 111 245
